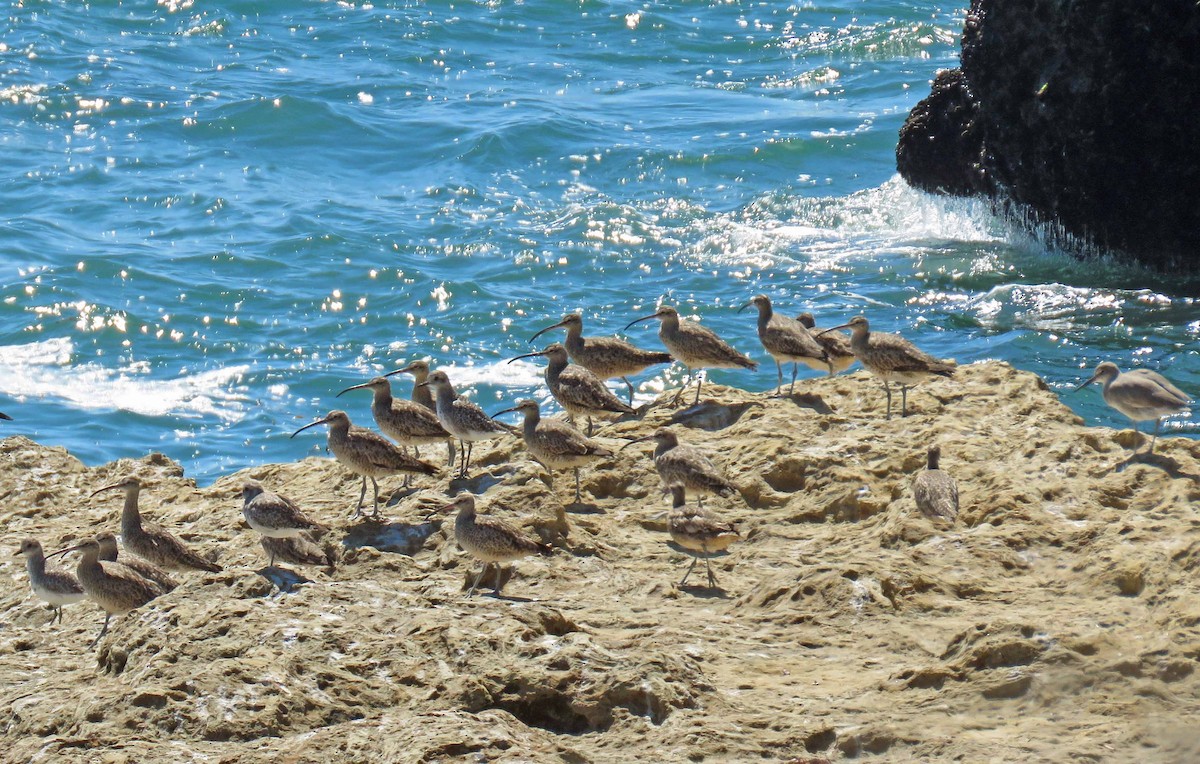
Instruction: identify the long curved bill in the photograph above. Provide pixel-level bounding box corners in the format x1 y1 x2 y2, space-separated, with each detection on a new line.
529 319 569 344
623 314 658 332
383 363 420 378
737 301 754 313
290 417 331 439
89 483 125 498
1074 372 1101 392
336 381 372 398
617 434 655 452
490 406 520 418
507 350 547 365
44 543 85 559
819 323 853 336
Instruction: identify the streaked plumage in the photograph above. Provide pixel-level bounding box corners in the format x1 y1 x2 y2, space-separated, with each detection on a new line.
1077 361 1191 453
95 531 178 592
529 313 672 403
291 410 437 519
420 371 510 479
796 312 856 374
260 534 337 571
384 360 456 466
337 376 453 485
666 485 740 588
494 398 613 503
823 315 955 419
624 305 757 406
241 479 327 538
622 427 736 505
740 294 829 395
92 476 222 573
912 446 958 524
15 538 86 624
47 536 163 648
509 343 634 435
441 493 552 596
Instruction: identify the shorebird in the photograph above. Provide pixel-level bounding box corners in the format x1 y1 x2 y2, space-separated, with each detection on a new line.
260 535 337 571
291 410 437 519
797 312 856 374
621 427 737 505
821 315 955 419
15 538 85 624
509 343 634 435
912 446 958 524
419 371 510 479
241 479 327 539
529 313 673 404
91 477 222 573
739 294 829 395
47 536 163 648
1076 362 1191 453
95 531 178 592
666 485 740 588
493 398 613 503
384 360 456 466
438 493 551 597
624 305 757 406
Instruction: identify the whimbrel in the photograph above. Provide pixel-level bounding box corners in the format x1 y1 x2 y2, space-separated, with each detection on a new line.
493 398 613 503
529 313 673 403
912 446 958 524
666 485 740 588
91 477 222 573
15 539 85 624
438 493 551 597
622 427 737 505
419 371 510 479
291 410 437 519
739 294 829 395
47 536 163 648
1076 362 1191 453
260 535 337 571
241 479 327 539
822 315 955 419
95 531 178 592
624 305 757 406
384 360 456 466
796 312 856 374
509 343 634 435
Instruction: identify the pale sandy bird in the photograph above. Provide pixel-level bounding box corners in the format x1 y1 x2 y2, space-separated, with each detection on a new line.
438 493 551 597
529 313 673 404
822 315 955 419
419 371 510 479
912 446 958 524
338 375 454 486
1077 362 1191 453
666 485 740 588
740 294 829 395
15 538 85 624
622 427 737 506
291 410 437 519
47 536 163 649
91 476 222 573
624 305 757 406
241 479 327 538
796 312 856 374
509 343 634 435
95 531 178 592
384 360 456 466
260 535 338 571
493 398 613 503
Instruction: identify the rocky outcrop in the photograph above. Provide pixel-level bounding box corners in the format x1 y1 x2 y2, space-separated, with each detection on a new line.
898 0 1200 269
3 362 1200 761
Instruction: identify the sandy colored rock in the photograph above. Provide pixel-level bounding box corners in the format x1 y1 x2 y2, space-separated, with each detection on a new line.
2 361 1199 762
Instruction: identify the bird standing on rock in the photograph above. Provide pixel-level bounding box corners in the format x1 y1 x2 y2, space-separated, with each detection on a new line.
912 445 958 524
796 312 856 374
384 360 457 466
1076 362 1191 454
91 476 223 573
624 305 757 407
493 398 613 504
95 531 178 592
528 312 673 404
509 342 634 435
46 536 163 649
15 538 86 624
740 294 829 395
241 479 328 540
666 485 740 589
622 427 737 506
821 315 955 419
418 371 510 480
437 493 552 597
336 376 454 485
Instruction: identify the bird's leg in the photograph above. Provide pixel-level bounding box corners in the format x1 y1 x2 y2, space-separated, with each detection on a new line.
900 385 909 418
89 614 111 650
679 557 698 587
446 440 456 469
694 370 704 406
587 416 594 437
672 368 692 406
790 362 798 396
774 360 783 397
370 477 381 518
573 467 582 504
1149 418 1162 453
354 476 367 519
269 549 276 567
461 442 474 479
704 552 718 588
492 564 506 596
467 564 488 597
622 376 635 406
882 382 892 420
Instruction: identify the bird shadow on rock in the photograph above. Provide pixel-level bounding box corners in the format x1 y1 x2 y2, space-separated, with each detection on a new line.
385 486 423 505
565 501 605 515
449 471 506 495
669 400 762 431
678 584 732 599
1113 451 1200 481
780 391 834 415
343 520 438 555
256 565 311 593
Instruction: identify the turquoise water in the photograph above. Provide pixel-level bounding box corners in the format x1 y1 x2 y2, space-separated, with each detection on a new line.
1 0 1195 482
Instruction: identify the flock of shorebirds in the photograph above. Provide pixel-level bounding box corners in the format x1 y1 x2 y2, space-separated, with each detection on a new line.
12 296 1193 649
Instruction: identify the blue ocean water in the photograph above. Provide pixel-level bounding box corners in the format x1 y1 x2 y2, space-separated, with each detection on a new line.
1 0 1195 482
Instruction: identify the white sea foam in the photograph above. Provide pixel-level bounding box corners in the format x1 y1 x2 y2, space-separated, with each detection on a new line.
0 337 249 421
